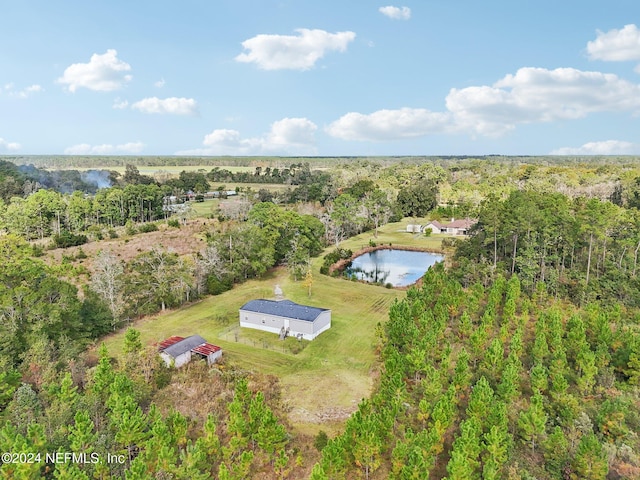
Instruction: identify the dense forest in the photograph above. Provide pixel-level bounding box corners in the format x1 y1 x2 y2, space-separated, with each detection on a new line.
2 156 640 478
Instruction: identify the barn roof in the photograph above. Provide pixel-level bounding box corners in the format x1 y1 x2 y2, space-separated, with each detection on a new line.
192 343 221 356
240 299 329 322
160 334 207 358
157 336 184 351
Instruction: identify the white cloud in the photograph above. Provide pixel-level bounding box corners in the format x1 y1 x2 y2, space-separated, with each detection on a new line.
326 108 452 141
550 140 635 155
112 98 129 109
0 138 20 151
2 83 43 99
268 117 317 146
131 97 198 115
379 6 411 20
327 67 640 141
178 117 317 155
235 28 356 70
587 24 640 61
64 141 144 155
446 67 640 136
154 78 166 88
57 49 132 92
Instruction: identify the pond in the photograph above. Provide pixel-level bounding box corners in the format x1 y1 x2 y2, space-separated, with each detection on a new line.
344 249 445 287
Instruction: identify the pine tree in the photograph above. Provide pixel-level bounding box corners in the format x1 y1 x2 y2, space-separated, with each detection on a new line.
626 340 640 385
466 376 494 422
482 426 510 480
446 417 482 480
517 391 547 453
498 359 520 402
91 343 114 399
53 463 91 480
309 463 329 480
572 433 608 479
69 410 98 453
542 426 569 477
530 363 549 393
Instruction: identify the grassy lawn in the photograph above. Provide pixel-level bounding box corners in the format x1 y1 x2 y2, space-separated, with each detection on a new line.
335 217 445 254
101 219 444 433
187 199 220 218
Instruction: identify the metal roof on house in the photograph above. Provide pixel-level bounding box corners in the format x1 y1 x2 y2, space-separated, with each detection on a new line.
192 343 221 356
157 336 184 351
160 334 207 358
240 299 329 322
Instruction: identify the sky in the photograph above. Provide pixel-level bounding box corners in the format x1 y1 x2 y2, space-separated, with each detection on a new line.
3 1 640 157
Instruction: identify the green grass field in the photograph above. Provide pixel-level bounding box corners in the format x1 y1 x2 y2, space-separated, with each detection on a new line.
188 199 220 218
102 219 443 433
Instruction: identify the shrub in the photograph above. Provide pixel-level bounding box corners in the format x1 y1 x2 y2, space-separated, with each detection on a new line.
314 431 328 451
86 225 103 240
206 275 233 295
76 248 88 259
31 244 44 257
441 237 460 249
320 248 353 275
125 221 137 236
108 229 118 239
53 230 88 248
138 222 159 233
167 219 181 228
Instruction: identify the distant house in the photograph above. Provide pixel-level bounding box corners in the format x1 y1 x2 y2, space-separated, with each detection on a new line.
239 299 331 341
157 335 222 368
423 220 445 234
424 218 477 236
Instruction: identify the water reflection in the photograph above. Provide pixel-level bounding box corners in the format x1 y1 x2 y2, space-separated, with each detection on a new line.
345 249 444 287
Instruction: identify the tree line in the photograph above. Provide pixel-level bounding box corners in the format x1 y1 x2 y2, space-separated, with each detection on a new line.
454 189 640 307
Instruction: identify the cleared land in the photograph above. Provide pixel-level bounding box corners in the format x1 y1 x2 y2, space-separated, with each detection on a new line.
101 220 444 434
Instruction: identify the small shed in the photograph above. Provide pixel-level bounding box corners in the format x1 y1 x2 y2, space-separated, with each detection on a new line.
406 224 423 233
239 299 331 341
158 335 222 367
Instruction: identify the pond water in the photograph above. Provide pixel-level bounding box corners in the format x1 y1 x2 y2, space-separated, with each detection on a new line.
345 249 445 287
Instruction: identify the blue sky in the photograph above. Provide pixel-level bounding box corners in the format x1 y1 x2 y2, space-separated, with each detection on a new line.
2 1 640 156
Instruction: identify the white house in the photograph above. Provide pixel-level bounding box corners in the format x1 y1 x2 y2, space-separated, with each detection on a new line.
239 299 331 341
424 218 477 235
158 335 222 367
